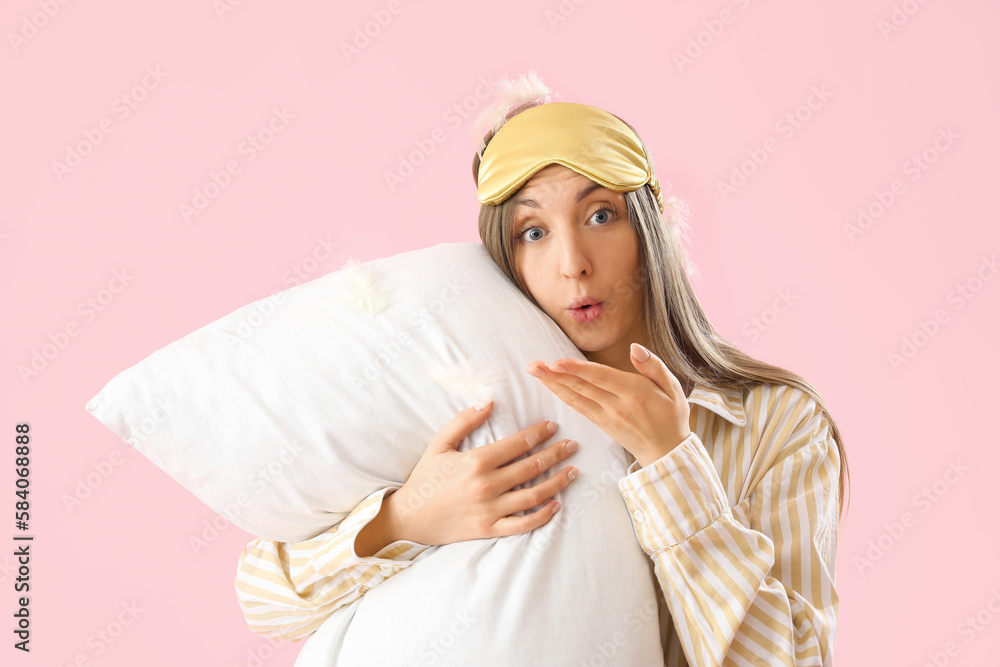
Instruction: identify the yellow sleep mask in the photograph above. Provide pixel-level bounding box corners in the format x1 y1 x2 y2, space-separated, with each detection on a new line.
476 102 664 214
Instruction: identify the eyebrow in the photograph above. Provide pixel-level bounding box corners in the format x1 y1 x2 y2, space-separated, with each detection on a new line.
515 182 605 209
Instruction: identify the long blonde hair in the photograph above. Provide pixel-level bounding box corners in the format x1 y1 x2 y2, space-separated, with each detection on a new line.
472 104 850 519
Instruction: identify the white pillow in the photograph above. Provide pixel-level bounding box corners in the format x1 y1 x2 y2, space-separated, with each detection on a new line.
86 242 665 664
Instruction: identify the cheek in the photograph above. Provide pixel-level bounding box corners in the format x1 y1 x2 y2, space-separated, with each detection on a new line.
513 255 528 289
602 234 636 269
606 234 642 303
516 260 556 309
513 257 538 297
519 267 542 300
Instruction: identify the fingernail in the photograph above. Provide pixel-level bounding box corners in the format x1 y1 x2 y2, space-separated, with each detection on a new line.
546 421 558 433
631 343 650 362
568 468 578 481
526 365 545 377
552 501 562 512
473 398 493 411
566 439 579 453
547 363 566 373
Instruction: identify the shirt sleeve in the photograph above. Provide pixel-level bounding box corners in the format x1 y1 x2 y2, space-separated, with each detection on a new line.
617 396 840 666
234 485 433 643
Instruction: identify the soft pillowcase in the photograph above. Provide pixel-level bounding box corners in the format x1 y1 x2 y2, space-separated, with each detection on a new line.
86 242 665 665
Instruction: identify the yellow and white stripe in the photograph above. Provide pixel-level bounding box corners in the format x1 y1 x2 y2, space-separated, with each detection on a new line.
233 381 841 666
618 382 840 666
234 485 431 642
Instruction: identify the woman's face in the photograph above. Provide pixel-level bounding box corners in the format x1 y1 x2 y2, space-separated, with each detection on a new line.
511 164 650 372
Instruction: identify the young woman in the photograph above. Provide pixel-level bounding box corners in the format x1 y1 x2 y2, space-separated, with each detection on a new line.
235 75 850 667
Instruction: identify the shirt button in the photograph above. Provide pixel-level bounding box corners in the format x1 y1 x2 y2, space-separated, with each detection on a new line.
359 585 370 593
632 509 645 523
379 564 393 574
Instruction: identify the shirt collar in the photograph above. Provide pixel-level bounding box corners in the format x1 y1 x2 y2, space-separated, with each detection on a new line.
687 381 748 427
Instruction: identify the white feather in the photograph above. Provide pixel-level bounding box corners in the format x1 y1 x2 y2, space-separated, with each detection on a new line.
422 357 505 405
331 258 390 316
471 66 562 150
662 193 701 283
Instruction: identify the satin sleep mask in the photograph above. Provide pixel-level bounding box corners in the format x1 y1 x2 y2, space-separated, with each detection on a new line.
476 102 664 214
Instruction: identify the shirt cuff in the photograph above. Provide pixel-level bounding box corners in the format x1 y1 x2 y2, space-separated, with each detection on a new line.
618 432 730 552
317 486 433 573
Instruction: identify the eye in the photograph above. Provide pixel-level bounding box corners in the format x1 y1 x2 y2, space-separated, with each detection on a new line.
513 205 618 245
590 206 615 225
515 226 544 243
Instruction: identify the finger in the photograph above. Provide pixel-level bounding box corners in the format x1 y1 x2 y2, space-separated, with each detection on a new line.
629 344 684 397
532 358 632 397
532 366 617 417
532 372 604 422
490 498 563 538
493 437 578 491
476 419 558 470
427 400 494 455
529 359 641 413
495 464 576 519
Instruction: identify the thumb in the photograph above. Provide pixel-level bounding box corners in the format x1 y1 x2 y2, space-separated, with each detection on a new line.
630 343 678 395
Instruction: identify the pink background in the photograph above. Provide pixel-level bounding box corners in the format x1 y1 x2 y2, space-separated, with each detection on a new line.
3 1 998 665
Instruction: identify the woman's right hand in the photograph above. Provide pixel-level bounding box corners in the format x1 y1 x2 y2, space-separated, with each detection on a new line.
386 399 579 547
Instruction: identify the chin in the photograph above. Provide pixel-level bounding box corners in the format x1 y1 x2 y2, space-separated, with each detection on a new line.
565 331 614 355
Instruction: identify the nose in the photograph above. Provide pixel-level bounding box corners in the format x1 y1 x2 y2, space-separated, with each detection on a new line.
557 228 593 279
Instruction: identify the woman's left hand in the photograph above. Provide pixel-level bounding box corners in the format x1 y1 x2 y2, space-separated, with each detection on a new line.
525 343 692 469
